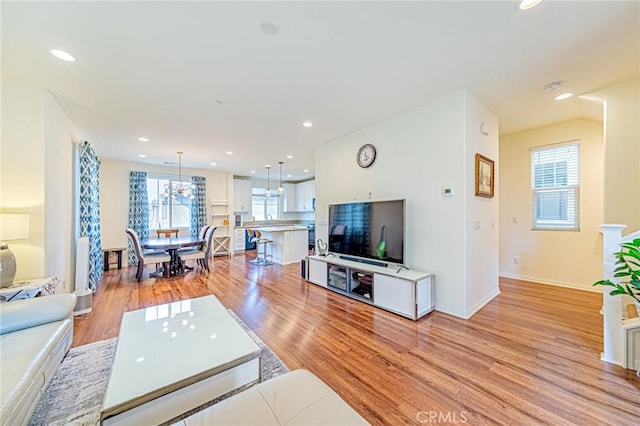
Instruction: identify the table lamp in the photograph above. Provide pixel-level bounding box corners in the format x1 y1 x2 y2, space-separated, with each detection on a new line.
0 213 30 287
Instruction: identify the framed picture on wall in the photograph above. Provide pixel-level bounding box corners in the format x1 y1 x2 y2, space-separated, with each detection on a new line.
475 153 495 198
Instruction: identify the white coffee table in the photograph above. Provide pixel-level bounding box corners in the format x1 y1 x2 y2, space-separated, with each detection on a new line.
100 295 262 425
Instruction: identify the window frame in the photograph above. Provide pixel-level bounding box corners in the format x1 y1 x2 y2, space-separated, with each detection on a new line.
530 141 580 231
147 174 193 230
251 187 280 221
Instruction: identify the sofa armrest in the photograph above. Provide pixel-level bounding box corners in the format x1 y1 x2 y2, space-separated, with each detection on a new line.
0 293 77 334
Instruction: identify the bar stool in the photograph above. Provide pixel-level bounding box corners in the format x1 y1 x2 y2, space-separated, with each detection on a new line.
247 230 262 264
258 237 274 266
247 230 274 265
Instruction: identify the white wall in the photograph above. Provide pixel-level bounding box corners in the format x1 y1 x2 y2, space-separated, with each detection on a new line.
100 159 232 264
499 119 604 290
44 91 76 290
587 78 639 233
1 80 76 290
464 94 500 315
315 90 499 318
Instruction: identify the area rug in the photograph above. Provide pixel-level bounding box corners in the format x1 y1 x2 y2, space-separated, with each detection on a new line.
29 310 289 426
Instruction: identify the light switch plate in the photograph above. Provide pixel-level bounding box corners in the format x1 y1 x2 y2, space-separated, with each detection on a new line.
442 187 455 197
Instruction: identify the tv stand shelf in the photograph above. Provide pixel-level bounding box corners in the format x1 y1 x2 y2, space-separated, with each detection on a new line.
305 255 435 320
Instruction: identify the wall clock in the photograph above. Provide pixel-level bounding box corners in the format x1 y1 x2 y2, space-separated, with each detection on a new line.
357 144 377 168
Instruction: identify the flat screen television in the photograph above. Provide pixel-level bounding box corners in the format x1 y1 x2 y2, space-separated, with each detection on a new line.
328 199 405 266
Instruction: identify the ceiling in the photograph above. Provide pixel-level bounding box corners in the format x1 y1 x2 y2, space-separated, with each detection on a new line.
2 1 638 181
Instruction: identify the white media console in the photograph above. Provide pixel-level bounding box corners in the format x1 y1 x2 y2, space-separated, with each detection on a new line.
305 254 435 320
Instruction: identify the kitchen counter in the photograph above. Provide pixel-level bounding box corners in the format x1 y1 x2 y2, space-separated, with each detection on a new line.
253 227 308 265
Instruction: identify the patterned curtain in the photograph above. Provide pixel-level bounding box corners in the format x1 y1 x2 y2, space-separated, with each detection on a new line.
190 176 207 236
79 141 103 290
128 171 149 265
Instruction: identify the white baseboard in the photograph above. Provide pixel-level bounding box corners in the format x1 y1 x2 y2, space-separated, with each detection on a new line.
499 273 601 293
465 288 501 319
435 288 501 319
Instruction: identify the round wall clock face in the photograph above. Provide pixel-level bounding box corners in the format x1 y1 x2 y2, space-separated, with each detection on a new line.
357 144 377 168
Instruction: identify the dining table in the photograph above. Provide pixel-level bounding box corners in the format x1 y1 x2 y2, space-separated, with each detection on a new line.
141 236 205 277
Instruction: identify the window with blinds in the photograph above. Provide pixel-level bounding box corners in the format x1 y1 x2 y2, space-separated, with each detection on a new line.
530 141 580 230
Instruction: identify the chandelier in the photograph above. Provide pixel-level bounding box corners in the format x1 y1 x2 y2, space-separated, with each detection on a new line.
164 151 195 199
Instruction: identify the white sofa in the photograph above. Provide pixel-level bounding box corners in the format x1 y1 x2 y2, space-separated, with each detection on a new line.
176 369 370 425
0 294 77 426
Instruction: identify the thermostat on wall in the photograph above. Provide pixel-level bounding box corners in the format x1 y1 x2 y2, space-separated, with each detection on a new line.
442 187 455 197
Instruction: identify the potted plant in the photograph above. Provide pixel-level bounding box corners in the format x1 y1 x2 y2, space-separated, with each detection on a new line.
593 238 640 312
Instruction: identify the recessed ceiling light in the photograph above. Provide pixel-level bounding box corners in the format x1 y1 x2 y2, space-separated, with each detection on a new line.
555 92 573 101
250 171 256 174
210 162 217 166
544 81 562 92
286 155 293 159
225 151 233 155
260 20 279 35
302 121 313 128
138 137 150 142
516 0 544 11
50 49 75 62
138 154 147 158
265 164 271 168
287 174 292 178
303 169 309 173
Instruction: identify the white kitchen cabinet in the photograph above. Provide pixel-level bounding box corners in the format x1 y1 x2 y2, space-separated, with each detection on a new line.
233 179 252 213
282 183 297 213
233 228 246 252
296 180 315 212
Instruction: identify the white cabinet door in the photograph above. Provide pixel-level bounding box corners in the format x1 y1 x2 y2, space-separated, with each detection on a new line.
296 180 315 212
374 274 414 317
308 258 327 287
416 276 435 317
233 228 246 251
233 179 252 212
282 183 297 212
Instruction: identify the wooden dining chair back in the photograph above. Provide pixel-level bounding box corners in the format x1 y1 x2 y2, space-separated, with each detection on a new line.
157 229 179 238
126 228 171 281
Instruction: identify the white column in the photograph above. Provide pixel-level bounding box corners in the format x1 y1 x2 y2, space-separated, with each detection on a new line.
600 224 627 365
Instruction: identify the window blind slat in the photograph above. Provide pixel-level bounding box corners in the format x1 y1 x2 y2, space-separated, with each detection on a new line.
530 142 580 230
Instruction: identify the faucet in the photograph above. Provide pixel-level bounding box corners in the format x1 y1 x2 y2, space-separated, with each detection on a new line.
266 214 273 224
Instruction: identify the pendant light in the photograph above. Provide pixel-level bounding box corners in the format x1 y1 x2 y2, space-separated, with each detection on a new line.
278 161 284 194
163 151 194 199
266 165 272 197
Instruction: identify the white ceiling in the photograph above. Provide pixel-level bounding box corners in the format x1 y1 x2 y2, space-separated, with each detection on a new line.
2 1 638 181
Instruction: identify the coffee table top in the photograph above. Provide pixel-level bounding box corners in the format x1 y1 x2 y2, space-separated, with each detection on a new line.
101 295 261 419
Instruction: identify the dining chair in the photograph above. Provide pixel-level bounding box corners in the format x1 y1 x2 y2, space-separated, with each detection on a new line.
126 228 171 281
179 227 215 272
156 228 179 238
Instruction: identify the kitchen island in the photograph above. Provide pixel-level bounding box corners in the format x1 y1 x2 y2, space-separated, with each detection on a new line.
253 226 308 265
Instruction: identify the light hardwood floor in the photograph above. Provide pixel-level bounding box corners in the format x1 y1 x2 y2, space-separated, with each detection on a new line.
73 253 640 425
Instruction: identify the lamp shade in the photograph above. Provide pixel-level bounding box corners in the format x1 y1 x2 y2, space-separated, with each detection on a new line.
0 214 30 241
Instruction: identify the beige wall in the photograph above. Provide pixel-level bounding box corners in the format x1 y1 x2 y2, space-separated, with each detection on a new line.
587 78 639 233
99 159 232 265
1 80 76 289
316 90 499 318
499 119 604 290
